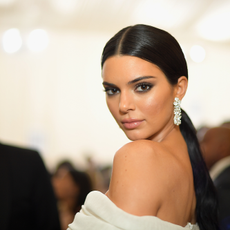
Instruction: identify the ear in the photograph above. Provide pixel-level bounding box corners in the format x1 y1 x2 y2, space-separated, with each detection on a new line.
174 76 188 100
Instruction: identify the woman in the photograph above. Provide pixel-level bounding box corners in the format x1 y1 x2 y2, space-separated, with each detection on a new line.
52 161 92 230
68 25 218 230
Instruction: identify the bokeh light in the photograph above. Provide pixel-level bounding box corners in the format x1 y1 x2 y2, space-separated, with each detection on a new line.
190 45 206 63
27 29 49 52
2 28 22 53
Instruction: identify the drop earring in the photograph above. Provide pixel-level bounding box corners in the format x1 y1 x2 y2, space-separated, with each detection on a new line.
173 97 181 125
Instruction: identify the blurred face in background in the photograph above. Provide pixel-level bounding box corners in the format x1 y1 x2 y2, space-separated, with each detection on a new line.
52 168 79 200
200 130 219 170
200 127 230 170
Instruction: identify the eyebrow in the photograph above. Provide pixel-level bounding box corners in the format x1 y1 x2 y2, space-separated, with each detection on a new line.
103 76 155 87
102 82 117 87
128 76 155 84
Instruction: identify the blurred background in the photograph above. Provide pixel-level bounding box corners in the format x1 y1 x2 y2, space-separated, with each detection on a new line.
0 0 230 171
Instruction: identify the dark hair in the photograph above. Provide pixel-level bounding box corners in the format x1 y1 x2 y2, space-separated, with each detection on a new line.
101 24 218 230
54 160 92 212
69 170 92 212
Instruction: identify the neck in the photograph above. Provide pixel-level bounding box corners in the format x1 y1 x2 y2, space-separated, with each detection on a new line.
148 123 179 142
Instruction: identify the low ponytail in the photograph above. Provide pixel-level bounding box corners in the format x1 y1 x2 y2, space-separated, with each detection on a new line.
180 109 219 230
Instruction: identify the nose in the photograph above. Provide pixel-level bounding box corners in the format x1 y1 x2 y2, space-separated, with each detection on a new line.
119 91 135 113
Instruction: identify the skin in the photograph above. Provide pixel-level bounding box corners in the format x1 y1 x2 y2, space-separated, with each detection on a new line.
200 127 230 170
102 55 196 226
52 168 79 201
221 122 230 129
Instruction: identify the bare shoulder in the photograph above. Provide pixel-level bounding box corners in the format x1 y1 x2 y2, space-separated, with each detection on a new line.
107 140 183 216
114 139 178 173
113 140 164 184
114 139 160 161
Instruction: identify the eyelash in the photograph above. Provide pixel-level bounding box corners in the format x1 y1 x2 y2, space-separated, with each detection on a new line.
135 82 153 92
103 82 153 96
104 88 120 96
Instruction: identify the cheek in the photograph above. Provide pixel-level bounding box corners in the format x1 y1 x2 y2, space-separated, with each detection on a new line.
140 94 172 116
142 97 159 115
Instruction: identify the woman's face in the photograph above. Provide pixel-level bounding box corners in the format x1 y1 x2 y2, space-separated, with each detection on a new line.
102 55 177 142
52 168 79 200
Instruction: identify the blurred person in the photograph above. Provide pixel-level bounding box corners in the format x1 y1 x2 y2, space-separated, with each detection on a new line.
98 165 112 192
0 142 61 230
200 127 230 230
67 24 218 230
196 125 210 142
85 156 108 192
53 160 76 172
52 161 92 230
221 121 230 129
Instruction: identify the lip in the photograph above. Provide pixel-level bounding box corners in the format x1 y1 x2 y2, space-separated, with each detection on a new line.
121 119 144 129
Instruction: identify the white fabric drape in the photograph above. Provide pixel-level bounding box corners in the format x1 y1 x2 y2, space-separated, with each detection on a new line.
67 191 199 230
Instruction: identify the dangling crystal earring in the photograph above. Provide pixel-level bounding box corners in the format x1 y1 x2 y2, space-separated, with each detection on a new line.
173 97 181 125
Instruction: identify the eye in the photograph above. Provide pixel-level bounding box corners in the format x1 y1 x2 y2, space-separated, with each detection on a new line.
104 88 120 96
135 83 153 92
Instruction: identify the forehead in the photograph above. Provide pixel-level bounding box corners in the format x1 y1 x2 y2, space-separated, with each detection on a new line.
102 55 166 81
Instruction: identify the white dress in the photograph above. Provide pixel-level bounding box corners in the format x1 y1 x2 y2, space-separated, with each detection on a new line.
67 191 199 230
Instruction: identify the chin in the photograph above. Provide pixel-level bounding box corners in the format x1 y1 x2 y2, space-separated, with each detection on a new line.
124 130 147 141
